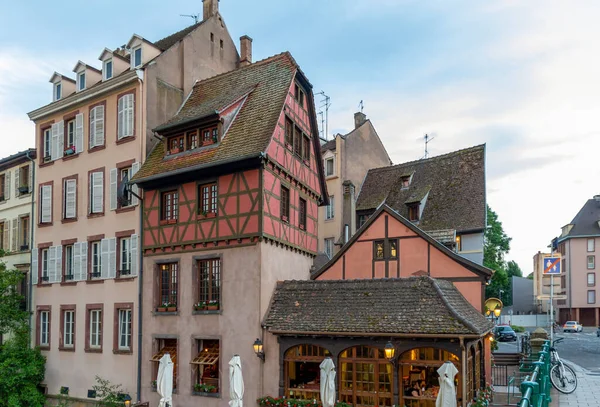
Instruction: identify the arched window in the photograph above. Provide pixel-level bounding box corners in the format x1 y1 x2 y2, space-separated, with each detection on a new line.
339 346 392 407
284 344 331 400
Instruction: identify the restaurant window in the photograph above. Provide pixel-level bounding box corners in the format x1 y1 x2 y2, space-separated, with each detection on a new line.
399 348 460 407
19 216 30 250
302 135 310 162
324 238 334 259
339 346 392 407
90 241 101 278
408 203 419 222
197 259 221 310
299 198 307 230
588 239 595 252
587 255 595 270
588 273 595 287
588 290 596 304
161 190 178 222
151 338 178 389
191 339 220 394
325 196 334 220
168 135 185 154
158 263 178 309
64 245 74 281
374 241 385 260
188 130 199 150
285 117 294 147
199 183 218 216
284 345 331 400
281 186 290 222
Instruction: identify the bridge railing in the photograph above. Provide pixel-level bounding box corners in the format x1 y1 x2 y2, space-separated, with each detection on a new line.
517 340 551 407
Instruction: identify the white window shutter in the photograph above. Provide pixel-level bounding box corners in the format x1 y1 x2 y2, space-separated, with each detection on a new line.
131 162 140 205
2 222 9 251
28 163 33 193
73 242 82 281
92 172 104 213
117 97 124 139
126 94 134 137
4 171 10 200
94 105 105 147
75 113 84 153
31 249 38 285
41 185 52 223
48 246 56 283
65 179 77 218
57 120 64 158
55 245 63 282
130 234 138 276
11 218 17 252
80 241 88 279
108 237 117 278
110 168 118 211
89 108 96 148
51 123 59 160
14 168 19 197
100 238 110 279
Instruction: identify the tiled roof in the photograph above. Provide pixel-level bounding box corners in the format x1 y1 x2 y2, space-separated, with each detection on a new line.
427 229 457 245
153 22 203 51
320 138 336 152
356 145 486 232
561 198 600 238
264 277 493 336
133 52 299 183
0 149 36 172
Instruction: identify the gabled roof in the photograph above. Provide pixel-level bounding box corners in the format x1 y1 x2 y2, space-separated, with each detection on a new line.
311 204 493 279
72 61 101 74
263 277 494 336
320 138 336 152
49 72 75 84
357 145 486 233
126 34 161 50
153 22 204 51
559 198 600 240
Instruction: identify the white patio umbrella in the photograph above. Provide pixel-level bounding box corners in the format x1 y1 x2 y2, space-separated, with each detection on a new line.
436 361 458 407
229 355 245 407
320 357 336 407
157 353 174 407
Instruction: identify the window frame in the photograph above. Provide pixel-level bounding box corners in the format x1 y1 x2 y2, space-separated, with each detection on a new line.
64 244 74 281
198 182 218 216
85 304 103 352
90 240 102 279
324 238 334 259
157 262 179 310
302 134 310 163
587 273 595 287
374 240 385 260
117 92 135 140
103 59 113 80
408 203 420 222
41 248 49 282
54 82 62 101
0 174 5 201
280 185 290 222
113 303 134 354
19 165 30 193
18 215 29 250
588 290 596 304
587 255 595 270
118 167 133 208
88 169 104 215
77 71 86 91
43 128 52 160
60 305 76 351
324 157 334 177
191 338 221 394
284 117 294 147
196 258 221 311
62 175 78 220
133 46 142 68
37 307 51 349
299 198 307 230
588 238 595 252
66 119 76 150
161 190 179 223
325 195 335 220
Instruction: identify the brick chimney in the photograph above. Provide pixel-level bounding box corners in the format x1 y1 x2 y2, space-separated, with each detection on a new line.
203 0 219 21
240 35 253 67
354 112 367 129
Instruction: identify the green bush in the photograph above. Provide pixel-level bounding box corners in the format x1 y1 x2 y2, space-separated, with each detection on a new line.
511 325 526 333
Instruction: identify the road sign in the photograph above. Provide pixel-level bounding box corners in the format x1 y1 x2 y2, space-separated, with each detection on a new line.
543 257 561 274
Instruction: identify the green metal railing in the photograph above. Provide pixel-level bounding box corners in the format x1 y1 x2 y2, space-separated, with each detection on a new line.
517 340 551 407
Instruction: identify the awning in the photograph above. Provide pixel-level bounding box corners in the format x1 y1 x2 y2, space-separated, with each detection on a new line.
151 345 178 364
191 346 219 365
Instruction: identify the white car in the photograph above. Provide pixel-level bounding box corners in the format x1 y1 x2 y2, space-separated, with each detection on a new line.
563 321 583 333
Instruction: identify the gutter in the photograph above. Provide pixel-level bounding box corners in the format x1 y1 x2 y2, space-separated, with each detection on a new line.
25 150 35 347
266 330 483 339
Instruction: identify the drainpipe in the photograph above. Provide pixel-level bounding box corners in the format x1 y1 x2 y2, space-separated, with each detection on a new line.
25 150 35 347
134 72 144 403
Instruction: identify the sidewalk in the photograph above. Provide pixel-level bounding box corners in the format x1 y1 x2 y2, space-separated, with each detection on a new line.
556 359 600 407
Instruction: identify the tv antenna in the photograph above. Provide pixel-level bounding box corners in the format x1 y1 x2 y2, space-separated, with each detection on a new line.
318 111 325 141
358 100 364 113
316 91 331 141
422 133 436 159
180 13 201 24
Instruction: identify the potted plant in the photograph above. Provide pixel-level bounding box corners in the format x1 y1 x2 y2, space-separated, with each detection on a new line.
157 302 168 312
194 301 207 311
151 380 157 389
206 300 219 310
195 383 216 393
64 146 75 156
166 303 177 312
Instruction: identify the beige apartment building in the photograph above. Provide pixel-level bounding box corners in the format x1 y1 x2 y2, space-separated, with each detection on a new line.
27 0 243 402
532 251 564 314
319 112 391 258
555 195 600 326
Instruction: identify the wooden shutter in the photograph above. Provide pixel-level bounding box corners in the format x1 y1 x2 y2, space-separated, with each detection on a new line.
131 162 140 205
41 185 52 223
28 163 33 193
130 234 138 276
11 218 17 252
75 113 84 153
100 238 110 278
80 241 88 279
108 237 117 278
65 179 77 218
109 168 118 211
4 171 10 200
57 120 64 159
94 106 105 147
31 249 38 285
73 242 82 281
48 246 56 283
51 122 59 160
14 168 19 197
3 222 9 251
55 245 62 282
91 172 104 213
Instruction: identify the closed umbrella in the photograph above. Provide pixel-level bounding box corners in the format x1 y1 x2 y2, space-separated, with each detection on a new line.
320 357 336 407
436 361 458 407
229 355 245 407
157 353 174 407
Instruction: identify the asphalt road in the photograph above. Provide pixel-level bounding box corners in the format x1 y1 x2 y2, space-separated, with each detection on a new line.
496 328 600 373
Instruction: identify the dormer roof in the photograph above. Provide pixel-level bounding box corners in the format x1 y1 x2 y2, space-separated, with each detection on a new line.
72 61 101 74
126 34 160 50
49 72 75 84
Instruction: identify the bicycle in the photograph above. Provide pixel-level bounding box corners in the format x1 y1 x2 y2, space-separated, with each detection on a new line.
549 337 577 394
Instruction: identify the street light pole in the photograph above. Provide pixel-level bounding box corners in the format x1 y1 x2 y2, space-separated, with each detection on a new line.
550 246 554 344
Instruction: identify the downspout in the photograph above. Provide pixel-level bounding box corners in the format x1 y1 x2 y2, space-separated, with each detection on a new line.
25 150 35 347
460 336 466 407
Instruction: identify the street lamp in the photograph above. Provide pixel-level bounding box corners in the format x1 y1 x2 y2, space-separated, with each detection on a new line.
123 394 132 407
384 341 396 360
253 338 265 361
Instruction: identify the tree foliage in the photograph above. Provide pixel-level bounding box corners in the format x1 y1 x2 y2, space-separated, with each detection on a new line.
506 260 523 278
484 206 515 304
0 263 29 338
92 376 128 406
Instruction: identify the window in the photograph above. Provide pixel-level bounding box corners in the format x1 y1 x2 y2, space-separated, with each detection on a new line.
358 214 369 228
168 135 185 153
63 309 75 348
117 94 135 139
390 240 398 259
41 248 49 282
293 126 302 156
400 176 410 189
54 83 62 101
324 158 334 176
192 339 220 393
89 105 105 148
285 117 293 146
19 216 29 250
151 339 178 389
280 186 290 221
118 167 132 207
588 290 596 304
374 241 384 260
374 239 398 260
408 203 419 221
90 241 101 278
43 128 52 160
64 120 75 151
188 130 199 150
198 183 217 216
64 245 74 280
118 309 132 351
103 59 113 80
119 237 131 275
89 171 104 214
78 71 86 91
588 273 595 287
588 255 595 270
0 222 4 250
88 308 102 350
19 165 30 193
40 184 52 224
325 196 334 220
302 135 310 162
63 179 77 219
0 174 5 201
159 263 178 309
324 238 334 259
299 198 307 230
197 259 221 310
588 239 595 252
220 39 224 49
39 310 50 347
133 47 142 68
284 345 330 399
161 190 179 222
294 83 305 107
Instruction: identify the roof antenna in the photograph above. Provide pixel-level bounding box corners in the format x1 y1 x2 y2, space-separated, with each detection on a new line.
318 111 325 141
422 133 435 159
180 13 201 24
358 100 364 113
316 91 331 142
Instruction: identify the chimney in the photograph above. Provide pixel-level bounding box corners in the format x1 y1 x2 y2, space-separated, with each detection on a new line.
354 112 367 129
342 181 356 238
240 35 253 67
203 0 219 21
594 194 600 202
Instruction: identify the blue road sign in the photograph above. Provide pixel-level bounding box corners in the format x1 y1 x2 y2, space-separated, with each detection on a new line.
543 257 561 274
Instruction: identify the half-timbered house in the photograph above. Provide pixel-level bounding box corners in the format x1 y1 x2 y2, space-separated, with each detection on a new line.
131 52 328 406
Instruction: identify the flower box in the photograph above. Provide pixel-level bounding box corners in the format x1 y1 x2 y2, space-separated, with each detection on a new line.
156 307 168 312
167 306 177 312
64 147 75 156
206 305 219 311
18 186 30 194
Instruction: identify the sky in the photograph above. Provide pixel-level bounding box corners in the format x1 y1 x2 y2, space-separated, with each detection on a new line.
1 0 599 274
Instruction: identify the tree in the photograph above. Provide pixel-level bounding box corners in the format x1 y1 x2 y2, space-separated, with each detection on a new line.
0 265 29 338
92 376 128 407
506 260 523 278
526 273 534 280
484 206 513 303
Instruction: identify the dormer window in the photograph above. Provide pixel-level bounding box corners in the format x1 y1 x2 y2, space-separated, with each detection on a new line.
54 83 62 101
407 203 419 222
77 72 86 91
166 124 220 155
133 47 142 68
103 59 113 80
294 83 305 107
400 176 410 189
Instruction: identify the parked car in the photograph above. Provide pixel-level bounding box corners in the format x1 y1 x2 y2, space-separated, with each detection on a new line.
494 325 517 342
563 321 583 333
